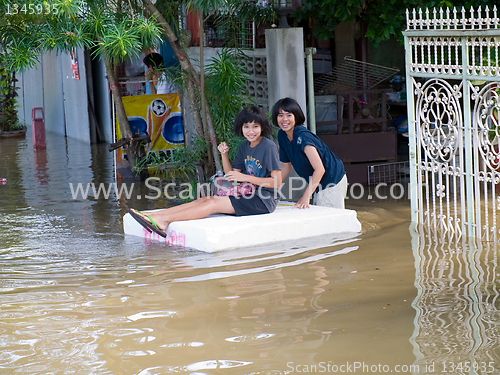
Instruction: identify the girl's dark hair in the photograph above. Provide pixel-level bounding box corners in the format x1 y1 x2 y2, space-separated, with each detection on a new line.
271 97 306 127
234 105 273 138
143 53 164 69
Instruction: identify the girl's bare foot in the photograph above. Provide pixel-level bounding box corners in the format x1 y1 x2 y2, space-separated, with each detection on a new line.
129 209 169 236
140 211 171 231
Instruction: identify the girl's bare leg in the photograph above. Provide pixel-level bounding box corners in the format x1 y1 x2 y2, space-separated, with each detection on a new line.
132 196 234 230
142 196 210 217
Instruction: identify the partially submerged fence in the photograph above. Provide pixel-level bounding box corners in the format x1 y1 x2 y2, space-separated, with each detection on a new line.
410 226 500 367
404 6 500 242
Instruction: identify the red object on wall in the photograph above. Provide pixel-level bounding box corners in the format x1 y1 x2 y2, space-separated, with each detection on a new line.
186 9 200 46
32 107 46 150
71 48 80 79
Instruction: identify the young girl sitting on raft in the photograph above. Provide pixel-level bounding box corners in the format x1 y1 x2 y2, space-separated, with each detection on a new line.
128 105 282 237
272 97 347 209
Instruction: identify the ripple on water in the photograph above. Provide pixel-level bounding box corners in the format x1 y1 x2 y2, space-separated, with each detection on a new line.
126 310 181 321
225 332 276 343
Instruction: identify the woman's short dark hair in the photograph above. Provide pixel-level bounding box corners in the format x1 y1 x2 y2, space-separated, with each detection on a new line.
271 97 306 127
143 53 164 69
234 105 273 138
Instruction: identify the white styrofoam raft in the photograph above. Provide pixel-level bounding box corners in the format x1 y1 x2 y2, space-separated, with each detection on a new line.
123 203 362 252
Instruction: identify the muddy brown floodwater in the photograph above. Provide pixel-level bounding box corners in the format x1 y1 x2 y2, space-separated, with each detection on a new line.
1 132 499 374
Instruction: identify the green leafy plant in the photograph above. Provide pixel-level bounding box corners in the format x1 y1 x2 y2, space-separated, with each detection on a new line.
0 65 24 132
205 48 252 160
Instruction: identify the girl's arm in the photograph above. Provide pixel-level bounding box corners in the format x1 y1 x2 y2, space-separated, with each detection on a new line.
148 81 157 95
280 162 293 180
295 145 325 209
146 69 157 95
225 170 282 189
217 142 235 175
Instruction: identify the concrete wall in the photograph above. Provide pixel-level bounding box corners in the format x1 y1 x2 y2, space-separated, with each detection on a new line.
265 28 307 119
18 48 91 143
186 47 219 73
61 48 91 142
42 51 65 135
264 28 308 202
18 63 44 129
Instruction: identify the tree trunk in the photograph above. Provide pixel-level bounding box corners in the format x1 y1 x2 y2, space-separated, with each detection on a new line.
142 0 222 174
199 11 214 177
104 57 138 176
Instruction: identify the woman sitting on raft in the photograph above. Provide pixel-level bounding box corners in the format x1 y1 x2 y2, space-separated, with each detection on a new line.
129 105 282 237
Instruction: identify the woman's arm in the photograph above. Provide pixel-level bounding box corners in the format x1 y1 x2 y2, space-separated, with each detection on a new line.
280 162 293 181
295 145 325 209
225 169 282 189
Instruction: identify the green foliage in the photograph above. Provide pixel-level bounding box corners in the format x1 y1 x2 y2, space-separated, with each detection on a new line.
56 0 86 19
202 0 274 48
82 5 112 39
153 0 184 36
295 0 500 46
133 137 207 181
135 17 163 51
136 47 252 180
205 48 251 160
0 66 24 132
0 0 162 71
95 21 142 64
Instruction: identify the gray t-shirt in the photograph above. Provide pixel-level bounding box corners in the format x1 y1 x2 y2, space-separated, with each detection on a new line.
232 137 280 212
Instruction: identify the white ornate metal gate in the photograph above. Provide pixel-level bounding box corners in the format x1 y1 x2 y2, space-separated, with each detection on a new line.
405 6 500 241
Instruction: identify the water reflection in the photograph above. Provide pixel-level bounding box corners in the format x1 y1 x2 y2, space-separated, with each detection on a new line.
33 149 48 186
4 131 469 374
3 131 376 374
411 225 500 374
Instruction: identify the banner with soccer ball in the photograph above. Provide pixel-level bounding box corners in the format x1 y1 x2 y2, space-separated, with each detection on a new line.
115 93 184 175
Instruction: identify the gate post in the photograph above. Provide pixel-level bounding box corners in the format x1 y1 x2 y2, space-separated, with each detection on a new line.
404 35 419 225
461 38 476 239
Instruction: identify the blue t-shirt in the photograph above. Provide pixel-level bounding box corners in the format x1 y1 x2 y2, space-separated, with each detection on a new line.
232 137 281 211
278 126 345 190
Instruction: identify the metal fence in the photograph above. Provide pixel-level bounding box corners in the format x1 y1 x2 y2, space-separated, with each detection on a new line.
404 6 500 242
367 160 410 186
